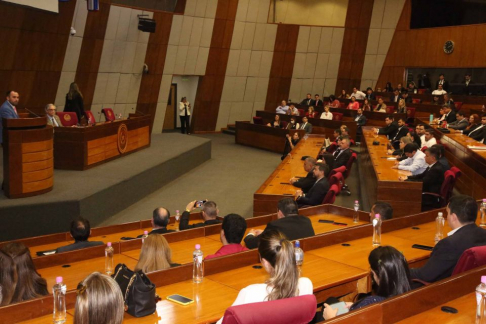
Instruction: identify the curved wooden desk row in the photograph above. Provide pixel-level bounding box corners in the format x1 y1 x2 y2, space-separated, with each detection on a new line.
2 206 446 323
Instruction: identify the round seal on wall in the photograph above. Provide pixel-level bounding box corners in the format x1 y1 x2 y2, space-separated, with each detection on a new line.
117 123 128 154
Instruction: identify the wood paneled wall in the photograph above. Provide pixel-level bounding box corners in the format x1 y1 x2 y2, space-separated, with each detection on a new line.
377 0 486 87
335 0 374 94
264 24 300 111
0 1 77 113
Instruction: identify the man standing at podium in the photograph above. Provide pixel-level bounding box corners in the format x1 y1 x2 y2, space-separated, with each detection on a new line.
0 90 20 144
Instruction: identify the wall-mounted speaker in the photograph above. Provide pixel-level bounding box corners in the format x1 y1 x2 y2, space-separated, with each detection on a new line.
138 17 156 33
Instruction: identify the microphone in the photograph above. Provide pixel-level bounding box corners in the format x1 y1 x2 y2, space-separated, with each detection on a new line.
25 108 40 117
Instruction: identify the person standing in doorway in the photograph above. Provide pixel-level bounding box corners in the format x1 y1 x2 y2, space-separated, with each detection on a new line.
179 97 191 134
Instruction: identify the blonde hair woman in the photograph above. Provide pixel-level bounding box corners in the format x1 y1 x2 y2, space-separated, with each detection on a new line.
74 272 124 324
217 229 313 324
397 99 407 114
135 234 178 273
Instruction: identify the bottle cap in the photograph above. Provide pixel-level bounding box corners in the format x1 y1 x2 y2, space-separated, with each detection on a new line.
107 242 112 247
56 276 63 283
144 231 148 235
482 276 486 284
438 212 443 217
176 210 180 213
355 200 359 203
375 214 380 218
195 244 201 250
483 199 486 202
295 240 300 248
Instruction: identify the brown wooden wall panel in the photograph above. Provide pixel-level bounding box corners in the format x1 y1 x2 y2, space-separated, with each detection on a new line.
191 0 239 132
335 0 374 95
264 24 300 111
0 1 77 115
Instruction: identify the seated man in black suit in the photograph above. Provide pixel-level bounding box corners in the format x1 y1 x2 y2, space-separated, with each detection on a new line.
401 90 412 104
365 87 376 101
468 114 486 142
300 93 314 106
389 89 400 103
56 217 104 253
314 94 323 107
329 136 352 170
355 108 367 142
244 198 315 249
400 146 445 211
448 111 468 130
137 207 175 237
295 163 330 207
391 117 409 149
410 195 486 284
443 105 456 124
180 200 221 230
290 157 316 193
369 201 393 222
431 144 450 171
373 115 398 140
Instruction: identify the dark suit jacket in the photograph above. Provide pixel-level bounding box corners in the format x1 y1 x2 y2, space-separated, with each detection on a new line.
136 227 175 238
365 93 376 101
410 224 486 282
179 211 221 230
331 148 351 170
435 80 450 92
468 125 485 141
407 162 444 209
314 99 323 107
438 156 450 171
244 216 315 249
355 115 367 127
56 240 104 253
297 177 330 206
445 112 457 124
64 94 87 122
300 122 312 134
391 125 409 142
300 98 314 106
402 96 413 104
389 95 400 103
292 171 315 193
448 118 468 130
378 121 399 140
464 124 481 136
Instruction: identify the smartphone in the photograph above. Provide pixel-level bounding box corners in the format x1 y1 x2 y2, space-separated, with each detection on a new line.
329 302 349 316
167 294 194 306
194 200 208 208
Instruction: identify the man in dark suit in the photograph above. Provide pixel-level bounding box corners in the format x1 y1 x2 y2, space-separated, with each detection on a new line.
432 144 450 171
314 94 323 107
401 90 412 104
468 114 486 142
443 94 455 110
300 93 314 106
355 108 367 141
401 146 445 211
0 90 20 144
463 74 473 95
299 116 312 133
374 115 398 140
137 207 175 237
290 157 316 193
56 218 104 253
244 198 315 249
389 89 400 103
329 137 352 170
391 118 409 147
410 195 486 283
443 105 456 124
180 200 221 230
296 163 330 207
448 111 468 130
365 87 376 101
435 74 449 92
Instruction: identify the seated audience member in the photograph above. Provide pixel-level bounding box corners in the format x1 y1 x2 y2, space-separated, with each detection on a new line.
286 117 299 130
467 114 486 142
282 132 300 160
314 94 323 107
306 106 317 118
407 81 417 93
320 106 333 120
443 94 455 110
338 89 347 99
323 246 411 320
389 89 400 103
432 84 447 95
388 136 412 161
299 116 312 133
443 105 456 124
410 195 486 284
390 118 409 146
370 202 393 221
56 217 104 253
206 214 248 260
1 243 48 303
300 93 314 106
400 147 445 211
463 114 480 135
290 157 317 193
397 83 403 92
347 96 359 110
365 87 376 101
295 163 330 207
74 272 124 324
433 107 446 125
396 99 407 114
373 115 398 140
421 129 437 149
267 114 282 128
432 144 450 171
135 234 179 272
374 97 387 113
362 98 371 111
275 100 289 114
138 207 174 238
0 250 17 306
45 104 62 127
244 198 315 249
355 108 366 140
401 90 412 104
218 230 313 324
431 95 441 105
328 95 340 108
408 131 422 149
351 87 366 100
180 200 221 230
392 143 427 176
436 74 449 92
415 124 426 145
328 136 352 170
448 111 468 130
287 104 299 116
384 82 393 92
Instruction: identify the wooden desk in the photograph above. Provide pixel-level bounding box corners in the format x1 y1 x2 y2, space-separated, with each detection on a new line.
359 127 422 216
19 313 74 324
253 135 326 216
53 115 151 170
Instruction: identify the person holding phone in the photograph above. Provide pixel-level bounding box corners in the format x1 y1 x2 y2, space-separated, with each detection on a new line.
179 200 221 230
179 97 191 134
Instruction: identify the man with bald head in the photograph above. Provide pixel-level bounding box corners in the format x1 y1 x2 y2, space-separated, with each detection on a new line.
0 90 20 144
138 207 175 237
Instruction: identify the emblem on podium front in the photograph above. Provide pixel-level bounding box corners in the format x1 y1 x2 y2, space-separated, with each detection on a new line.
117 124 128 153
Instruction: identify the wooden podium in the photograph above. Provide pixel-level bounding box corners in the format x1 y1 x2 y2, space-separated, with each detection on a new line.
2 117 54 198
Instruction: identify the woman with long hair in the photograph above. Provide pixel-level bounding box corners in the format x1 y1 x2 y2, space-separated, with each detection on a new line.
362 98 371 111
323 246 411 320
397 99 407 114
1 243 48 303
384 82 393 92
306 106 317 118
64 82 87 122
464 114 480 135
217 230 313 324
267 114 281 128
338 90 347 99
135 234 178 273
0 250 17 306
328 95 340 108
388 136 412 161
74 272 124 324
347 96 359 110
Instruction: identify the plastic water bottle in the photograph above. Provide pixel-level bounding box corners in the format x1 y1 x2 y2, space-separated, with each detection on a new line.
193 244 204 283
476 276 486 323
480 200 486 227
142 231 149 243
435 212 445 244
105 242 114 275
372 214 382 247
53 277 66 324
429 114 434 123
175 210 181 231
353 200 360 223
294 240 304 266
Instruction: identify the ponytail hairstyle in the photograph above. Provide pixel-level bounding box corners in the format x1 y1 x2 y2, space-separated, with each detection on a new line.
368 246 411 298
258 229 299 301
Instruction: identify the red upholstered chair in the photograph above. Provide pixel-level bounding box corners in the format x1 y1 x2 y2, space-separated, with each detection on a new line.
411 98 422 104
376 95 383 101
422 170 455 209
57 112 78 126
421 146 427 152
102 108 115 122
450 166 462 181
221 295 317 324
333 113 343 121
86 110 96 125
358 101 363 108
297 109 305 116
329 170 344 188
455 102 463 111
339 102 346 109
322 184 341 204
252 116 263 125
386 106 395 114
417 89 426 94
341 152 357 196
281 121 288 129
452 246 486 275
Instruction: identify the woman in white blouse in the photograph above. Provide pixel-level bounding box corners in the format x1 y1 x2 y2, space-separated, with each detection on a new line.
179 97 191 134
217 230 313 324
320 106 333 120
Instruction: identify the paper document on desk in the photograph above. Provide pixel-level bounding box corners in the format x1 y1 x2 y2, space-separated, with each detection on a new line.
467 145 486 150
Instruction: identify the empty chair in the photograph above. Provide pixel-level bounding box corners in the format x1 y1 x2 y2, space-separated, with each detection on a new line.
322 184 340 204
332 113 343 121
85 110 96 125
455 102 463 111
339 102 346 109
411 99 422 104
452 246 486 275
329 171 344 188
297 109 305 116
252 116 263 125
57 112 78 126
386 106 395 114
102 108 115 122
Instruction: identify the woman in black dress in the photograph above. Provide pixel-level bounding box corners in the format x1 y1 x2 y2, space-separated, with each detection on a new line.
64 82 87 122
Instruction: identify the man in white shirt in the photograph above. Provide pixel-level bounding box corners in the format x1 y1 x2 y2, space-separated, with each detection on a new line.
392 143 427 175
45 104 62 127
422 129 437 148
351 87 366 100
276 100 289 114
432 84 447 95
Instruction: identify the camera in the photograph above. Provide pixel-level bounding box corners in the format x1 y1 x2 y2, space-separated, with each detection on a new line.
70 27 76 36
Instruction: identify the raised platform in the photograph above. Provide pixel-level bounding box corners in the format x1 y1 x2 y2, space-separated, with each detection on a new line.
0 133 211 241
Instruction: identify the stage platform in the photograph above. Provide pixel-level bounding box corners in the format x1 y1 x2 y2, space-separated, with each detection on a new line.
0 134 211 241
